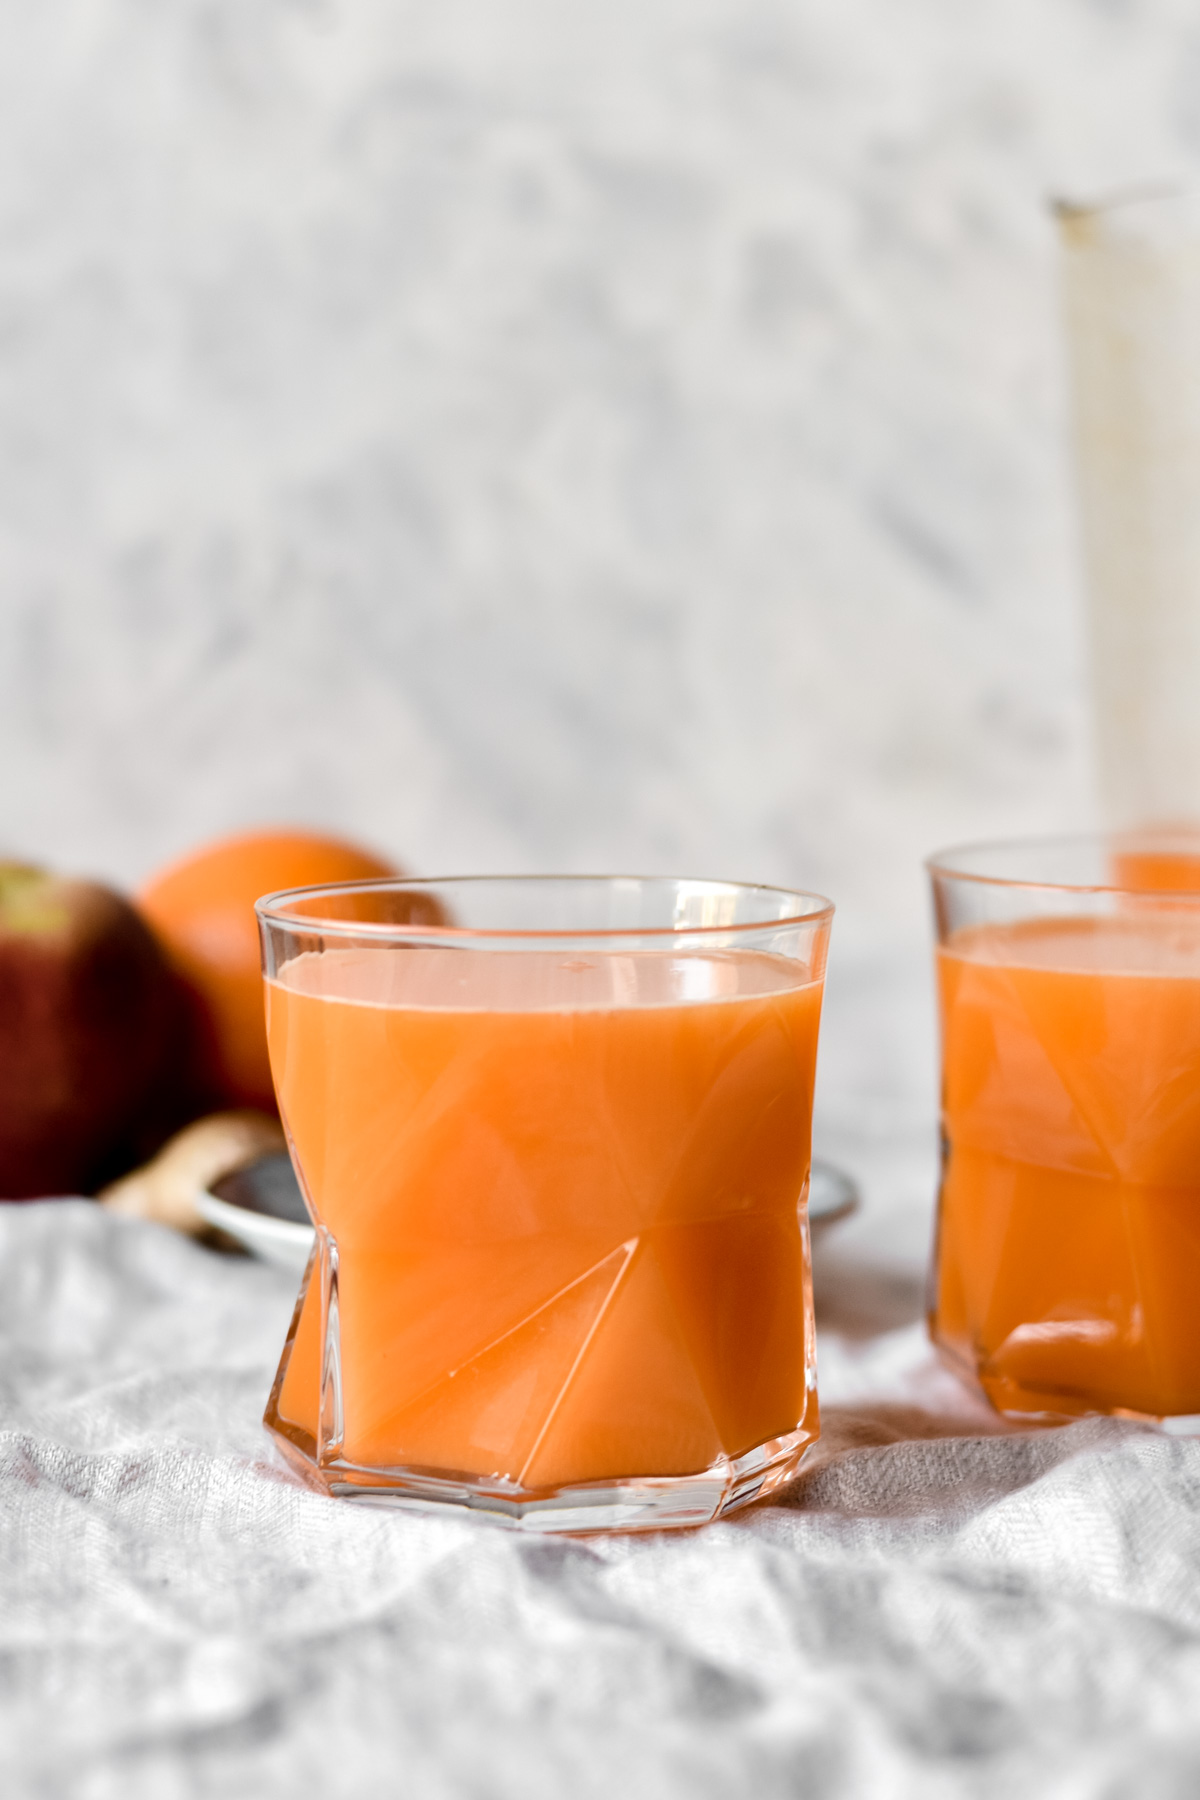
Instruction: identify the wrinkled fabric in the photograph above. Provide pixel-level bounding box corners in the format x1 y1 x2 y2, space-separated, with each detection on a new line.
3 1201 1200 1799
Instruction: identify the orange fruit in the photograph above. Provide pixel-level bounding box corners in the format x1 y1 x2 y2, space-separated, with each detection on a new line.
137 828 398 1112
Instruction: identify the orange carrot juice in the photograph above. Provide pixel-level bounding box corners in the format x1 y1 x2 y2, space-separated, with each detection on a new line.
932 914 1200 1419
264 945 823 1491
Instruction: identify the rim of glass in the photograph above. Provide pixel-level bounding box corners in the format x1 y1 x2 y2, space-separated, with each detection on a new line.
255 873 835 941
927 832 1200 900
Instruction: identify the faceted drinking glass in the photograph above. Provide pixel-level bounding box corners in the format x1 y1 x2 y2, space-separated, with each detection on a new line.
929 834 1200 1424
258 876 833 1532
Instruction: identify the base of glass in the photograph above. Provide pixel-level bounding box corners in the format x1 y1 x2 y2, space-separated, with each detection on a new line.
265 1418 819 1534
932 1331 1200 1430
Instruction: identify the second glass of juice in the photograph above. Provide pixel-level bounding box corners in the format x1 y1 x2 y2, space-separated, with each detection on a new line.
929 834 1200 1424
258 876 833 1532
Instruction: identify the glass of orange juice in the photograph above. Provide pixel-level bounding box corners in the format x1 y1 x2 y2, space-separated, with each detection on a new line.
257 876 833 1532
929 834 1200 1425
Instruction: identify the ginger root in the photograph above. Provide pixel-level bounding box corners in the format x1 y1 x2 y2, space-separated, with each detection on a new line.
99 1110 286 1236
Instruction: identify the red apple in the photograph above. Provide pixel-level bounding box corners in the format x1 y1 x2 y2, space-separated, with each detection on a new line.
0 864 181 1197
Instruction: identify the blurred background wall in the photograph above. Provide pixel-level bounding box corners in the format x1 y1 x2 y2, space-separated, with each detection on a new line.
2 0 1198 1195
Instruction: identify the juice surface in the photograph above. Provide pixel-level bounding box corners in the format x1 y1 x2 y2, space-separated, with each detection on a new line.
933 914 1200 1418
265 945 822 1486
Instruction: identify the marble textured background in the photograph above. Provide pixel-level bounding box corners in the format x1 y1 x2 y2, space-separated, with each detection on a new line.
2 1 1199 1229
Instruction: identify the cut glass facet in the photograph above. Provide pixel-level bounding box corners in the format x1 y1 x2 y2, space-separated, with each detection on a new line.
265 1213 819 1531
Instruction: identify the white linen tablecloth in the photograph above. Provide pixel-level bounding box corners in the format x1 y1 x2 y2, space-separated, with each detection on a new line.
4 1198 1200 1799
